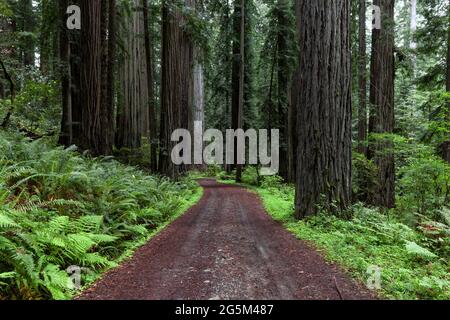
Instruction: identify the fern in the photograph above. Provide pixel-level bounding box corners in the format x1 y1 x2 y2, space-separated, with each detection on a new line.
0 131 199 299
0 213 18 229
405 241 438 260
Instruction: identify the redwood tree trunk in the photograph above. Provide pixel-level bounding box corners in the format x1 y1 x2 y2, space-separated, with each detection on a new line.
358 0 367 155
231 0 244 182
295 0 352 218
368 0 396 208
22 0 35 67
277 0 289 180
142 0 158 171
159 0 192 178
287 0 301 183
58 0 72 146
106 0 117 149
79 0 112 156
116 0 148 150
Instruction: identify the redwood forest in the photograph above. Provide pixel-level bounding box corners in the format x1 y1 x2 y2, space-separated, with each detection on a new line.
0 0 448 301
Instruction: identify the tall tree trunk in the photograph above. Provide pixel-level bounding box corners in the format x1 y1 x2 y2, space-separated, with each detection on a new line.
231 0 245 182
295 0 352 218
190 45 205 168
368 0 395 208
22 0 35 66
79 0 112 156
287 71 298 183
58 0 72 146
116 0 149 150
159 0 192 178
0 58 15 128
106 0 117 149
358 0 367 155
237 0 245 182
185 0 205 170
277 0 289 180
142 0 158 171
40 0 58 74
70 12 83 148
287 0 301 183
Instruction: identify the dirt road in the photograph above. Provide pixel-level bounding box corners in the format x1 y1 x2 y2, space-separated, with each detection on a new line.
78 179 374 300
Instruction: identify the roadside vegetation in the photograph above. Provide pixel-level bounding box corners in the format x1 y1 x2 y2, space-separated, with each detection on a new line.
204 139 450 300
0 131 201 300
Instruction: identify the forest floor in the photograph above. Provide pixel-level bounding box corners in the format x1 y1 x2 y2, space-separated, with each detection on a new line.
77 179 375 300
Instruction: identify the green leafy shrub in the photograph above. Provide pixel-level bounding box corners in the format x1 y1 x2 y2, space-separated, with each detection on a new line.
397 157 449 221
242 166 259 185
205 163 222 177
352 153 378 203
260 174 283 189
251 178 449 300
0 132 200 299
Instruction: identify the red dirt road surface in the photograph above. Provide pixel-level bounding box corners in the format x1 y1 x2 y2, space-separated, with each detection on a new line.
78 179 375 300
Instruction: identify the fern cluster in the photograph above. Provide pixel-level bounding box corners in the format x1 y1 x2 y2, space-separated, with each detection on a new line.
0 131 199 299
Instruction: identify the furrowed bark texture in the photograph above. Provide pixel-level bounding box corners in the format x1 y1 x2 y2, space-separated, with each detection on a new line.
295 0 352 218
368 0 395 208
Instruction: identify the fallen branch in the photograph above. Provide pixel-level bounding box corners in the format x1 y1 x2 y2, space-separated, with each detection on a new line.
333 276 344 300
19 127 56 140
0 58 15 128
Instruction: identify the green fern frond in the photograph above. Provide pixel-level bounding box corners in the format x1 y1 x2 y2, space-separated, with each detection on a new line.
74 215 103 233
0 235 18 253
84 233 118 244
12 252 39 288
80 253 116 268
41 264 71 300
66 234 95 254
0 271 16 279
0 213 18 229
48 216 70 233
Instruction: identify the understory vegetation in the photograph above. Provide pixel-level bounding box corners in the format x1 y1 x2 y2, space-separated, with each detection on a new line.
210 143 450 300
0 131 201 300
0 0 449 301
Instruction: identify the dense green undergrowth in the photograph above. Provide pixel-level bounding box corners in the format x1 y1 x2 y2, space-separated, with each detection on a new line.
211 165 449 300
0 132 201 300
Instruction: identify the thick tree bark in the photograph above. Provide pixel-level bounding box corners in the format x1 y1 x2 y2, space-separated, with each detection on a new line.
0 59 15 128
58 0 72 146
159 0 192 178
40 0 58 74
22 0 35 67
189 46 205 169
100 0 115 151
142 0 158 171
287 70 298 183
79 0 112 156
231 0 244 182
106 0 117 148
358 0 367 156
287 0 301 183
70 17 83 148
116 0 148 150
295 0 352 218
277 0 289 180
368 0 396 208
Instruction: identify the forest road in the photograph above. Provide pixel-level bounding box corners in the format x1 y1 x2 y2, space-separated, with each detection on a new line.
77 179 375 300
